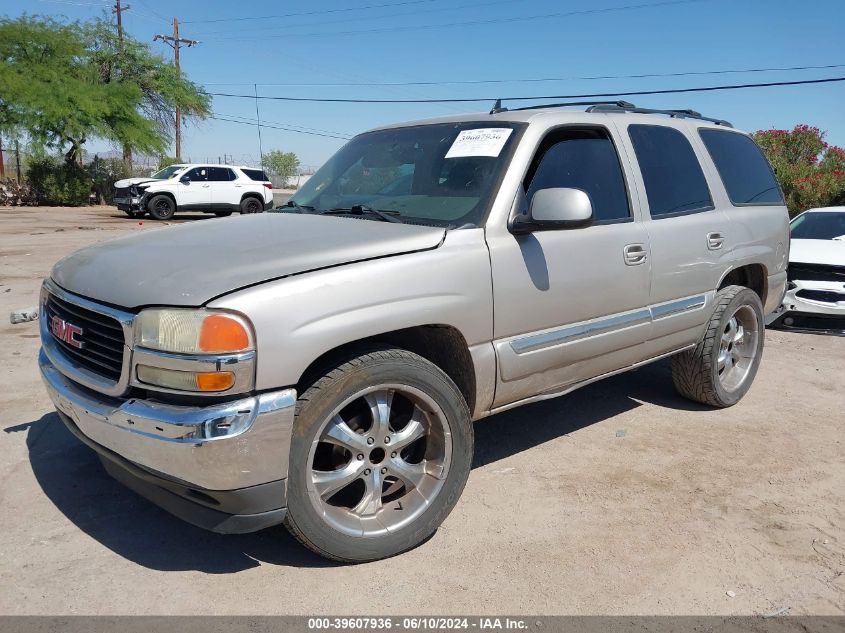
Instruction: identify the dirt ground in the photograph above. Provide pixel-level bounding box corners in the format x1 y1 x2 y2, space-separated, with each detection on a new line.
0 206 842 616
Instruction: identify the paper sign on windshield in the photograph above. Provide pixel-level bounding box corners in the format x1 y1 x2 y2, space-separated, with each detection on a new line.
445 128 513 159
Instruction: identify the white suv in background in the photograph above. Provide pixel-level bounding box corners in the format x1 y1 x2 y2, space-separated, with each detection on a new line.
113 164 274 220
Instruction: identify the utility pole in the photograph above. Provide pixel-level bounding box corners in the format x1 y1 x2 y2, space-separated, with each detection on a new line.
154 18 198 161
0 136 5 179
113 0 130 47
15 140 21 183
254 84 264 167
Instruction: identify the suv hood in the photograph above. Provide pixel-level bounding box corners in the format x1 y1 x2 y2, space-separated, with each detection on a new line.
114 177 163 188
51 214 446 308
789 238 845 267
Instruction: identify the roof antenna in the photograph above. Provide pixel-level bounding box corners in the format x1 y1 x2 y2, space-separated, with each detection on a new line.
490 98 507 115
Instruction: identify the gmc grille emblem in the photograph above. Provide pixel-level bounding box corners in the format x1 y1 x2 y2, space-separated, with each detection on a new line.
51 316 84 349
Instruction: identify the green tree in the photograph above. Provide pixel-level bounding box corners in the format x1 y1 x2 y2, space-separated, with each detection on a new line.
262 150 300 185
84 19 210 166
753 124 845 216
0 16 156 163
0 15 210 167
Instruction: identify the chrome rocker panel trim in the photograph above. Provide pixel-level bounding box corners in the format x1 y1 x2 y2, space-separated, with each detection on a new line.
40 349 296 491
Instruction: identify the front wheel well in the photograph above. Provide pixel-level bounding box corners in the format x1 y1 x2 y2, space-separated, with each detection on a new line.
718 263 767 306
297 325 477 414
145 191 176 208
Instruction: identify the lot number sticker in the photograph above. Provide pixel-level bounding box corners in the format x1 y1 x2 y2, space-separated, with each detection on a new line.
445 128 513 158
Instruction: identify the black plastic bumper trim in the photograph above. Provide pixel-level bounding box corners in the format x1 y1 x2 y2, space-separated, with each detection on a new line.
56 410 287 534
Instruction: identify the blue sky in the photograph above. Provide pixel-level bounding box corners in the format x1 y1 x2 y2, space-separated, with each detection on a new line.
6 0 845 168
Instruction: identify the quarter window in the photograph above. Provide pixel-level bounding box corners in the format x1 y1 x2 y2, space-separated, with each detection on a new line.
524 128 631 223
628 124 713 218
699 129 784 205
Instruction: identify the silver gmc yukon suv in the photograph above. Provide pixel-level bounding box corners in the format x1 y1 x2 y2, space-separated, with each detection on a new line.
39 101 789 562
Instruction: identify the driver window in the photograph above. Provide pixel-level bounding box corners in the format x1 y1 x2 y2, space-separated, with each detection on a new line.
524 128 631 224
185 167 208 182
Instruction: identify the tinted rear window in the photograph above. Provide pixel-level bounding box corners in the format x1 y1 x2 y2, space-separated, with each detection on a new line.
628 124 713 218
242 168 270 181
699 129 784 205
208 167 236 181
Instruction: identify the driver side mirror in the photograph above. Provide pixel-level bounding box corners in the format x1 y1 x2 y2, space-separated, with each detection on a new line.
510 188 593 234
180 175 190 184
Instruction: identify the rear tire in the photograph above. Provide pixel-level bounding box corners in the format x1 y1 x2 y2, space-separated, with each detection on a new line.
283 345 473 563
671 285 764 407
240 197 263 214
147 195 176 221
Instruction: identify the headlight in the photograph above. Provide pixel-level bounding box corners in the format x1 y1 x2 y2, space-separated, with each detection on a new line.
135 309 253 354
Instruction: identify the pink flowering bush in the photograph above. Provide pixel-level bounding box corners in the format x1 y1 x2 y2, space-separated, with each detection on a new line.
753 125 845 216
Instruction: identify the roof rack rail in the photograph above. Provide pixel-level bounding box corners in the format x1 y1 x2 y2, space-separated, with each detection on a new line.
489 99 635 115
585 103 732 127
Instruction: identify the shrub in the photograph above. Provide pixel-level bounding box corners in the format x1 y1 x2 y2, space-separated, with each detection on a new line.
87 157 130 204
27 157 92 206
753 125 845 216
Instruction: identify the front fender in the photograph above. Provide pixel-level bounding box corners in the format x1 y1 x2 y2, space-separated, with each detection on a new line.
208 229 494 391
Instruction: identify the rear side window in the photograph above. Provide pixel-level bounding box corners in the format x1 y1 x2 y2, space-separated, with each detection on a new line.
208 167 235 182
699 129 784 205
242 168 270 181
628 124 713 218
524 128 631 223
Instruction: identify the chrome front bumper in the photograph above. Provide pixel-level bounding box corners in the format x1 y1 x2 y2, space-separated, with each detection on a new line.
39 349 296 491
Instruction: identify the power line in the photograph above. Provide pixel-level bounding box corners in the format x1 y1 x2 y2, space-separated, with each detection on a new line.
189 0 527 36
213 113 351 137
182 0 440 24
209 116 352 140
200 63 845 88
211 0 706 40
204 75 845 105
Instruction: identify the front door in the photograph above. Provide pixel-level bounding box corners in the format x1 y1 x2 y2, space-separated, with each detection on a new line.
486 124 652 408
178 166 212 211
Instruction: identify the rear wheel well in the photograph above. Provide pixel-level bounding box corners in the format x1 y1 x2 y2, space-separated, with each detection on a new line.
240 192 263 204
719 264 767 305
297 325 476 413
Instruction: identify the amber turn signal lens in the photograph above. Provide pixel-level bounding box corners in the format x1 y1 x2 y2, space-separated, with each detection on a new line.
196 371 236 392
198 314 250 353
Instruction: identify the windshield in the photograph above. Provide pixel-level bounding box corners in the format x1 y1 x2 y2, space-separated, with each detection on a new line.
790 211 845 240
151 165 186 180
286 122 523 227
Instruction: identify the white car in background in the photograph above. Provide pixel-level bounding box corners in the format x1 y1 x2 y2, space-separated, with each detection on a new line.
768 206 845 334
113 164 273 220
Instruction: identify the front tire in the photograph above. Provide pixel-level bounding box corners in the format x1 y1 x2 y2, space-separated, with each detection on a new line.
283 346 473 562
123 209 145 219
671 285 764 407
147 195 176 220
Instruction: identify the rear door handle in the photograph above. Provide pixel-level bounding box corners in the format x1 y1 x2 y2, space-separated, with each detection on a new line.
623 243 648 266
707 232 724 250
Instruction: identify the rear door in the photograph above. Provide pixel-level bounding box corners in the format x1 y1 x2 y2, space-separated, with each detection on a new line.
486 124 653 408
618 122 729 355
207 166 239 210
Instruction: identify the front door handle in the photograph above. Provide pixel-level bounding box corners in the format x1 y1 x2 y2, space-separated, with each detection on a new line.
707 232 724 250
623 243 648 266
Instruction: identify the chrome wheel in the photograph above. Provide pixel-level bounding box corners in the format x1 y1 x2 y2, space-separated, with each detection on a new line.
717 304 759 392
307 384 452 538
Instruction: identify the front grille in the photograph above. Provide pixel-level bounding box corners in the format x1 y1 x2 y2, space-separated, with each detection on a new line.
787 263 845 284
796 289 845 304
114 186 131 199
45 293 126 381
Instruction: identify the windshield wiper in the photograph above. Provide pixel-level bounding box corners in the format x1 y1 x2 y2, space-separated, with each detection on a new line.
277 200 316 213
321 204 403 224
